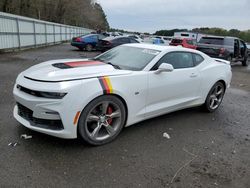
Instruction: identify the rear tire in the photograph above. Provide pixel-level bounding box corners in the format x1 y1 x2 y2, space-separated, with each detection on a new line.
203 82 225 113
78 95 126 146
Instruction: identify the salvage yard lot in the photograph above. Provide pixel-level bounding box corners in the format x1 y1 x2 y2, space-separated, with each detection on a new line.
0 43 250 188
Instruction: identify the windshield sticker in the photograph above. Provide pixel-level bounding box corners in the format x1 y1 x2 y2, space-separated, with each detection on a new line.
142 49 160 55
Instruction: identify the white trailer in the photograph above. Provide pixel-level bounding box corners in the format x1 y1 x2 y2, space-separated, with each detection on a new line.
174 32 204 42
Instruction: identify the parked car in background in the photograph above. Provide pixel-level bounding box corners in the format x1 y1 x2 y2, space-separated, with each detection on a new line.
143 37 166 46
246 43 250 56
97 36 139 52
197 36 248 66
110 32 123 37
128 35 143 43
169 38 197 49
71 34 106 51
155 36 172 45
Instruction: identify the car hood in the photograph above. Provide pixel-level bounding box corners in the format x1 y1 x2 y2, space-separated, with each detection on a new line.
22 59 132 82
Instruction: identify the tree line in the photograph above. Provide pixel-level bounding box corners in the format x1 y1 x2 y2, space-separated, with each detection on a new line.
155 28 250 42
0 0 109 30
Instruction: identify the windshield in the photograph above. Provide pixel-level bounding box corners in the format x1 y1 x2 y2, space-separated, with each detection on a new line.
94 46 160 71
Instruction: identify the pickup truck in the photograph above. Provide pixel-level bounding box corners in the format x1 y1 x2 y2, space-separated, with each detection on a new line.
197 36 248 66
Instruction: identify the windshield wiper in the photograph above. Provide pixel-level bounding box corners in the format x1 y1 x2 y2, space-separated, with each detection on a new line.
106 62 121 70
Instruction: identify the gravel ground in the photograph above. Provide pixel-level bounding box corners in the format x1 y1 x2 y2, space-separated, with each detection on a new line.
0 44 250 188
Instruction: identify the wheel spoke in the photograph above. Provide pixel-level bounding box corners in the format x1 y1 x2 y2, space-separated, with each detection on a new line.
87 114 99 122
105 124 116 136
101 102 109 114
107 110 121 119
214 98 219 102
216 88 223 96
90 123 102 138
215 86 223 96
210 99 215 108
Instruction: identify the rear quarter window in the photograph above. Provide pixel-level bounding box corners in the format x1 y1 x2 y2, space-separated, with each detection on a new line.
193 54 204 66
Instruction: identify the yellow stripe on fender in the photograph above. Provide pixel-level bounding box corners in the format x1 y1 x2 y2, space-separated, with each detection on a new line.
104 76 113 93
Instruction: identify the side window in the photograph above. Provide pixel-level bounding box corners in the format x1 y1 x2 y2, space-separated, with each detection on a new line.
193 54 204 66
153 52 194 70
130 38 139 43
98 34 105 40
113 39 120 43
240 41 245 49
91 35 98 41
120 38 130 43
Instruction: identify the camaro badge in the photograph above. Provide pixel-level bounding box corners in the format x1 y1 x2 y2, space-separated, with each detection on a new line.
98 76 113 94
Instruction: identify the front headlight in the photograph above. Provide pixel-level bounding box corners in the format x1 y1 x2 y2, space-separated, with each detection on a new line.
38 91 67 99
17 85 67 99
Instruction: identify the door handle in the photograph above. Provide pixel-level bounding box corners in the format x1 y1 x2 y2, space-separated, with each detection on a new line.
190 73 198 78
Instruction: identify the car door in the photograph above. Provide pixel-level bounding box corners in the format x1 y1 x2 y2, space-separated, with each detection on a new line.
145 51 201 117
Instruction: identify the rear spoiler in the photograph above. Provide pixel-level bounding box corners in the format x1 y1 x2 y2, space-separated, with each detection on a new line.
213 58 230 65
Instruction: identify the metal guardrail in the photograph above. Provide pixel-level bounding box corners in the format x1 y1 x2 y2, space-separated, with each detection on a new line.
0 12 94 50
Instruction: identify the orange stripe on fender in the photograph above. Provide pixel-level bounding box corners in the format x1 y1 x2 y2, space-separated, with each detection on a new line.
73 111 81 125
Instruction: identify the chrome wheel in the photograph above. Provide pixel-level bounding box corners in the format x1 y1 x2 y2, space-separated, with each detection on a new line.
204 82 225 112
78 95 126 145
208 85 224 110
85 101 122 142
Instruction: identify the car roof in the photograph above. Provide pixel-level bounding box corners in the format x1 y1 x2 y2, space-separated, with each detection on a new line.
103 36 128 41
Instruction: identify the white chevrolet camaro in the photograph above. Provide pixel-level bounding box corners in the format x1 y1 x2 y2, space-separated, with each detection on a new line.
13 44 232 145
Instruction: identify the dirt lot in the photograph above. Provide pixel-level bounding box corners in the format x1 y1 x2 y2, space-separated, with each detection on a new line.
0 44 250 188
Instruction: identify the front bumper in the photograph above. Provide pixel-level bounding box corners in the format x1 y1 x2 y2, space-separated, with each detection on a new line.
13 75 85 139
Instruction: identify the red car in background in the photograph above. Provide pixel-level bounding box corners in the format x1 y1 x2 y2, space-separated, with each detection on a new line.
170 38 197 49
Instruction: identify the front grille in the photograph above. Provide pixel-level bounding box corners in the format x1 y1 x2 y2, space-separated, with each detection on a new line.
17 103 64 130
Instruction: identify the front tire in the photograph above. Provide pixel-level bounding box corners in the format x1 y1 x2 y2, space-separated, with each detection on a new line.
203 82 225 113
78 95 126 145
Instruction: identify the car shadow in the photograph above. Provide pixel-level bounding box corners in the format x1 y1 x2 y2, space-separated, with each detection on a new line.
16 106 207 149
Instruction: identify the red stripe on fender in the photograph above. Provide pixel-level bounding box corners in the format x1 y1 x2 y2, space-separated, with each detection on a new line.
101 77 110 94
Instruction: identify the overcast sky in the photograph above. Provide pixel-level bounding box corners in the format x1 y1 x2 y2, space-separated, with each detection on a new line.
97 0 250 33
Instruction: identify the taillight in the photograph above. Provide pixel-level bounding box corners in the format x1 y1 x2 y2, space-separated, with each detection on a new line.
76 37 81 42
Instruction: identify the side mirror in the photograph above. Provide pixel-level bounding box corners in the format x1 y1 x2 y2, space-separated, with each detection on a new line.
155 63 174 74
